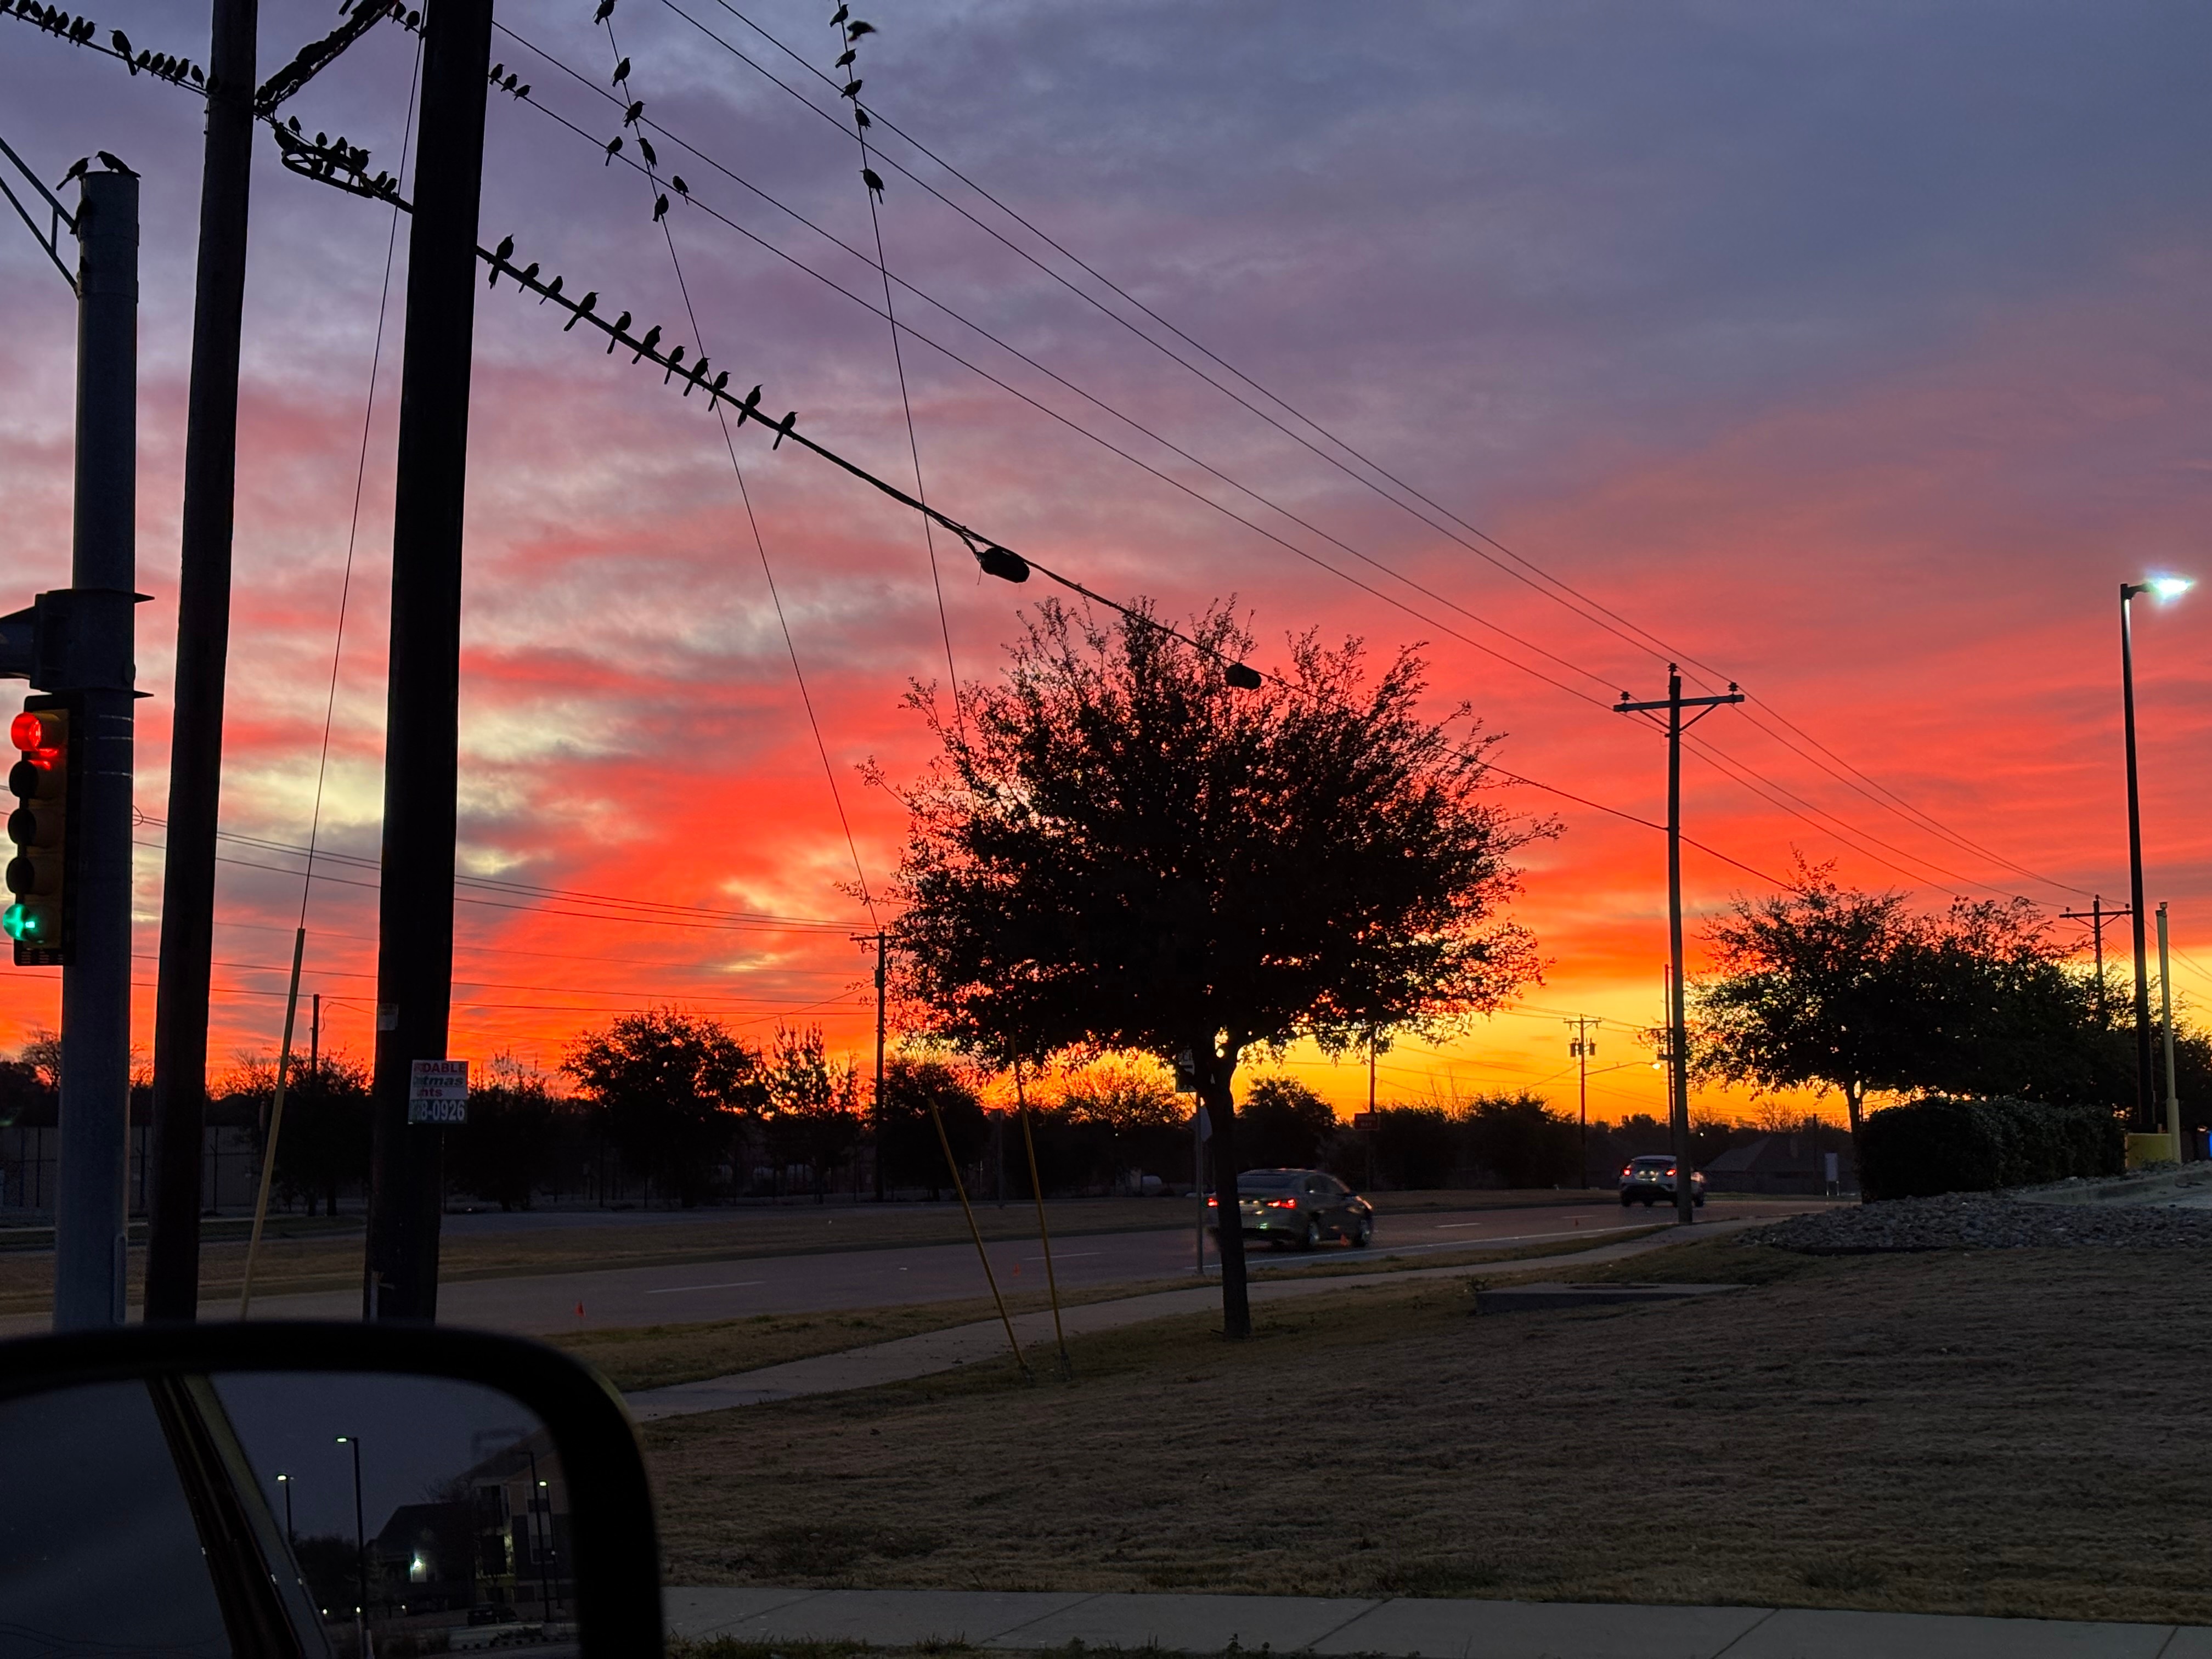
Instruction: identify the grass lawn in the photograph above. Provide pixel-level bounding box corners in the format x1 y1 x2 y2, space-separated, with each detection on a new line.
644 1239 2212 1624
552 1230 1663 1390
0 1189 1627 1317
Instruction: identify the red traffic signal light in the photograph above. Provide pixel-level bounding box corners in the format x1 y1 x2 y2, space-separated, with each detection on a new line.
5 698 74 966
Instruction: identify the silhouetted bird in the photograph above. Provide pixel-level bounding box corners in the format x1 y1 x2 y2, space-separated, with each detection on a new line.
604 134 623 163
565 291 599 330
847 20 875 38
772 411 797 448
108 26 128 56
631 324 662 362
96 151 134 175
594 0 616 19
652 193 668 222
58 156 88 186
835 48 855 67
606 311 633 351
611 57 629 84
637 137 657 166
672 176 689 196
683 357 708 394
840 78 861 99
830 4 848 24
710 370 730 394
539 274 564 303
661 345 686 381
518 262 540 289
740 385 762 415
623 99 644 126
853 108 871 129
861 166 883 199
503 73 519 92
489 61 504 81
494 234 515 261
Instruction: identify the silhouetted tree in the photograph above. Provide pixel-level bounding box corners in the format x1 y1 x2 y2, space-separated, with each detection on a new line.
890 600 1544 1336
1458 1091 1579 1187
763 1024 864 1199
876 1056 987 1198
1237 1076 1336 1170
445 1054 569 1211
564 1009 763 1206
223 1053 373 1216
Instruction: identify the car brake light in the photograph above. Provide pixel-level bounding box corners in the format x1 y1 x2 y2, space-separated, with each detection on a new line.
1265 1197 1297 1209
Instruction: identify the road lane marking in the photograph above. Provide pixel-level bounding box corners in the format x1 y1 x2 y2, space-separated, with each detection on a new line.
646 1280 766 1295
1023 1251 1101 1260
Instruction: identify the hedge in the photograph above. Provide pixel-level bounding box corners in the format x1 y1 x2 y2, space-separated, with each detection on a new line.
1858 1095 2123 1201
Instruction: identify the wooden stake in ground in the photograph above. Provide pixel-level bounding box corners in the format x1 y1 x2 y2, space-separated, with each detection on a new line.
238 926 307 1317
929 1099 1030 1380
1012 1060 1068 1371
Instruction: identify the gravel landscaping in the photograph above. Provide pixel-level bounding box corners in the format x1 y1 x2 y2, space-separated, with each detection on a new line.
1747 1190 2212 1252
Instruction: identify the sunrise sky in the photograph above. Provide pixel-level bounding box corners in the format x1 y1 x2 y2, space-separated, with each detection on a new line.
1 0 2207 1124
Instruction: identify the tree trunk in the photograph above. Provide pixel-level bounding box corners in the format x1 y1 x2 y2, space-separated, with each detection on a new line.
1200 1048 1250 1340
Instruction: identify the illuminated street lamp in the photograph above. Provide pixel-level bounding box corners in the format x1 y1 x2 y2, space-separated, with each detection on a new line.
2120 576 2192 1133
274 1471 294 1551
336 1434 367 1650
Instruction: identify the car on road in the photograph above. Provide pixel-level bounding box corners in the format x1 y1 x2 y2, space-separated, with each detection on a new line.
1620 1155 1705 1207
1209 1168 1374 1249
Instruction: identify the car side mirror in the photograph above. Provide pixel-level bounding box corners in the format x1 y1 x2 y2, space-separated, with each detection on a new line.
0 1321 662 1656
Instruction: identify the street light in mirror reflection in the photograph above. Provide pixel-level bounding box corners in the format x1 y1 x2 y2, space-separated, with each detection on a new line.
335 1434 368 1649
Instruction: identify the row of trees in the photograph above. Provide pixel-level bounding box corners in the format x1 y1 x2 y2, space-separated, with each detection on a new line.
1692 862 2210 1142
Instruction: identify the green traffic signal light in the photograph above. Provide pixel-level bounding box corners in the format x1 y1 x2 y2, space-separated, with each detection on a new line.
2 903 38 942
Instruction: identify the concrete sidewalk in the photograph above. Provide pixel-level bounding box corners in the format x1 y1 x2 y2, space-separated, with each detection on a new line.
625 1218 1748 1421
664 1587 2210 1657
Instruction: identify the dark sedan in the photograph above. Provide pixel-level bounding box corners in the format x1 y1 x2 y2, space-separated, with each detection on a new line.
1208 1167 1374 1249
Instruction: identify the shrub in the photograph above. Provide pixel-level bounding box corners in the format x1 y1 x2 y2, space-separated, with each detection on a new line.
1858 1094 2123 1200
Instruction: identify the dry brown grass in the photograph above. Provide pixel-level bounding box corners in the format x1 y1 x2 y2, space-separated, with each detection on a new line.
556 1232 1657 1390
645 1242 2212 1624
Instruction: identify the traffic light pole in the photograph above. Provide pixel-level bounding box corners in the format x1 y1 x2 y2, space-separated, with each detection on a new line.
364 0 495 1322
54 167 137 1331
1616 667 1741 1229
145 0 258 1325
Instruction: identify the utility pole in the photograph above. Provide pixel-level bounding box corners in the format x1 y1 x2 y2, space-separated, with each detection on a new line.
1566 1016 1598 1187
857 930 887 1200
1616 667 1742 1228
2119 583 2158 1130
2060 896 2130 1026
145 0 258 1325
364 0 496 1322
2158 903 2182 1157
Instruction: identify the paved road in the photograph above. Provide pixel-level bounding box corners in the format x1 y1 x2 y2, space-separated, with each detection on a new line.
225 1197 1828 1335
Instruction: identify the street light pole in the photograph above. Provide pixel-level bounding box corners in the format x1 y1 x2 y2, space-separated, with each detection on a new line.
337 1434 366 1651
2120 583 2157 1130
275 1471 294 1553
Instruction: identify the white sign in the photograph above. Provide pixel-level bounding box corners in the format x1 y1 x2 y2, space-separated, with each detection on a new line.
407 1058 470 1125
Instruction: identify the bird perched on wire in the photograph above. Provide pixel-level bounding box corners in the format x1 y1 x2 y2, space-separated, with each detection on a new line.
671 175 689 196
96 151 135 176
538 274 564 304
637 136 657 166
594 0 616 19
108 26 129 58
830 4 848 24
57 157 89 186
630 323 662 363
603 134 623 164
840 77 862 99
835 48 855 67
623 99 644 126
611 57 629 84
605 310 633 352
772 411 798 448
652 193 669 222
861 167 884 200
565 291 598 330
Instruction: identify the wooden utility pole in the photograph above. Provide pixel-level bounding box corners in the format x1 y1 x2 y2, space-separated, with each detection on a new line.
2060 896 2130 1025
1616 667 1741 1228
858 930 887 1199
1566 1015 1597 1187
364 0 495 1321
145 0 258 1325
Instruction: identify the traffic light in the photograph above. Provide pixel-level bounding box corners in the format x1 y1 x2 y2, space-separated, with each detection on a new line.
5 697 75 966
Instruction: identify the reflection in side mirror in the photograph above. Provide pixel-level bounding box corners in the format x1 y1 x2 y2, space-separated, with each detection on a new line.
0 1324 659 1658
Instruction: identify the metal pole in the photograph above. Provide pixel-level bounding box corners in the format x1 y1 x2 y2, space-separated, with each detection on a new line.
342 1434 366 1649
364 0 495 1322
526 1446 554 1618
2121 585 2157 1130
146 0 258 1325
2094 896 2106 1023
1192 1104 1204 1274
2158 902 2181 1156
1666 668 1694 1228
53 167 136 1333
871 934 886 1200
277 1472 293 1551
